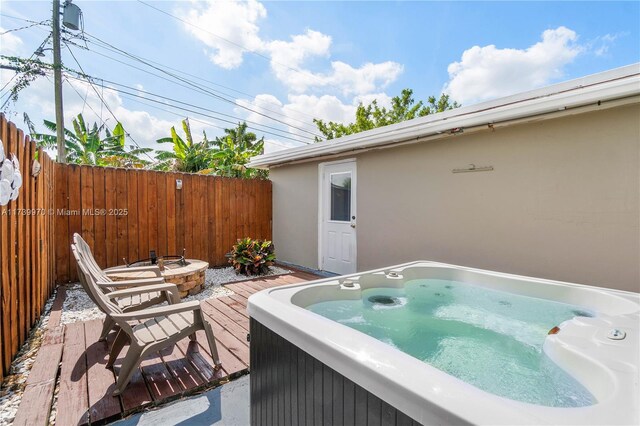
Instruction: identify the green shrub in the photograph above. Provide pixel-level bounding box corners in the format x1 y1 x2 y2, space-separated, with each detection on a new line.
227 237 276 276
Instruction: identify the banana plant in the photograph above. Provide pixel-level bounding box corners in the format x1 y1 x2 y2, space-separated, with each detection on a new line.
154 118 214 172
209 122 267 179
25 113 151 167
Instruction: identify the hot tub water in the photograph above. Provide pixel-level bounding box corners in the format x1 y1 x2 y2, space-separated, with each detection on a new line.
307 278 596 407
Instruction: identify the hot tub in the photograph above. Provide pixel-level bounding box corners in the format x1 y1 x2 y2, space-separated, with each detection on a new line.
247 261 639 425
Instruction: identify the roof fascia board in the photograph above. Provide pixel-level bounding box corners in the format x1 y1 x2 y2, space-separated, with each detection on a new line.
250 64 640 168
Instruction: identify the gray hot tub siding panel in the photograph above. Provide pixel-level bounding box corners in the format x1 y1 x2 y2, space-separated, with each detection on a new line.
249 319 421 426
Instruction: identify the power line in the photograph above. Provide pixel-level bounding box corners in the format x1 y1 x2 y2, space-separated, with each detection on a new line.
1 34 52 108
70 69 315 143
136 1 278 67
78 40 318 139
82 31 322 139
83 37 319 126
117 91 296 151
63 72 310 144
81 30 319 123
1 20 48 35
0 13 46 24
63 77 109 130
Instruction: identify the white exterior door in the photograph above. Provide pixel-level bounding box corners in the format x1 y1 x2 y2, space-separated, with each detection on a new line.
320 160 357 275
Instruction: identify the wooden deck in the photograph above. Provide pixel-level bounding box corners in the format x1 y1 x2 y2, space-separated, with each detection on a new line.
12 269 320 426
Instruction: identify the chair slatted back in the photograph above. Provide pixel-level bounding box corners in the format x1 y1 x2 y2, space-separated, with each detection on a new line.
73 233 117 292
72 244 123 315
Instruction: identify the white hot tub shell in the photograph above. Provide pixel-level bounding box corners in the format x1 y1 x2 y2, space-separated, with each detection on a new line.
248 261 639 425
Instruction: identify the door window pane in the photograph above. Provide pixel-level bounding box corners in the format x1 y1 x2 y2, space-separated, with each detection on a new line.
330 172 351 221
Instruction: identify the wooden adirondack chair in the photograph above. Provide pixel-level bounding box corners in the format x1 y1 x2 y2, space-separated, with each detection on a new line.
72 245 222 395
72 233 180 341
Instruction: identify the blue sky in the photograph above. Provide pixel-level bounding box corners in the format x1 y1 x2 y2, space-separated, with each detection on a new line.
1 1 638 153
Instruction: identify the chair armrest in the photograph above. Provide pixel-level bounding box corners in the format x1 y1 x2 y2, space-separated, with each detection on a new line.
96 277 165 289
104 265 162 277
111 301 201 321
107 283 179 300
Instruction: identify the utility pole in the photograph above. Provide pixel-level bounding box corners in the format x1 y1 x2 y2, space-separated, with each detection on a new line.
52 0 66 162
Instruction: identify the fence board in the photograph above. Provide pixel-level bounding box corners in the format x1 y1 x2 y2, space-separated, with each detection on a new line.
147 171 158 258
126 170 139 264
54 163 69 283
104 168 118 267
213 178 222 262
16 128 26 346
156 172 167 258
182 174 193 259
8 122 19 357
166 173 176 256
115 169 128 266
175 172 184 258
137 170 149 260
25 137 33 330
67 166 82 281
93 167 107 269
80 166 94 255
0 116 10 375
207 178 216 264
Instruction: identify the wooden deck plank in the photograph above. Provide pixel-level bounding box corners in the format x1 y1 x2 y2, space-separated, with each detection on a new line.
201 299 250 336
42 325 65 346
55 321 89 426
12 381 57 426
24 343 63 386
118 362 153 413
223 282 254 299
200 311 250 366
231 278 268 293
84 319 122 425
215 295 249 319
194 328 247 376
174 338 228 383
46 286 66 330
139 355 183 401
159 341 206 391
108 331 153 413
205 296 250 325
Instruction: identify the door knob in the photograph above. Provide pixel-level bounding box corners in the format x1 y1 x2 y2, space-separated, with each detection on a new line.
350 223 356 228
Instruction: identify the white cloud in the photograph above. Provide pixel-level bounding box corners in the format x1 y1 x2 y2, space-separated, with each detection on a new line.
443 26 583 105
236 91 395 150
0 27 24 56
592 33 621 57
287 94 356 124
266 30 332 71
271 57 404 96
177 0 403 96
176 0 266 69
353 92 393 109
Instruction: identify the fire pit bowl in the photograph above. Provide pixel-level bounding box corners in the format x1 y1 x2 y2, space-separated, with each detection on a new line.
109 259 209 298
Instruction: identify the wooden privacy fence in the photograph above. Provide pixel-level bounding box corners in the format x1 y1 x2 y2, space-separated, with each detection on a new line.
0 114 57 380
54 164 273 284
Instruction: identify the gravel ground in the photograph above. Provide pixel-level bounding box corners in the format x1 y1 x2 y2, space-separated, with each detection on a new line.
0 290 56 426
61 266 291 325
0 266 290 425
